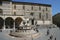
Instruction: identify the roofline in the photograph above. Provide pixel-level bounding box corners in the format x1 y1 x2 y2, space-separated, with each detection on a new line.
0 0 51 7
12 1 51 7
0 0 12 1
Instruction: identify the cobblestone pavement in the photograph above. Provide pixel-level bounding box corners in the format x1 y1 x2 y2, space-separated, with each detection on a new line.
0 28 60 40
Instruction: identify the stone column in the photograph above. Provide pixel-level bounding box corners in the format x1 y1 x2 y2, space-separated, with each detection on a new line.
13 22 15 31
3 20 5 30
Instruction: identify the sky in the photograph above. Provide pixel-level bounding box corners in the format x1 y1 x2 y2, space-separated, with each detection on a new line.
13 0 60 16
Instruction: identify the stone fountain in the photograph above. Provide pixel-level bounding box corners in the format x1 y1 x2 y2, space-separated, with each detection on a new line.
9 18 40 39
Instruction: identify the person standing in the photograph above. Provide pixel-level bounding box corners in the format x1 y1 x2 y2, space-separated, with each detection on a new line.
47 29 49 35
55 37 56 40
50 35 53 40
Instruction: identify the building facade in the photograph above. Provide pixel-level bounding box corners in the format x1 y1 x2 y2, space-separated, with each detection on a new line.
0 0 52 30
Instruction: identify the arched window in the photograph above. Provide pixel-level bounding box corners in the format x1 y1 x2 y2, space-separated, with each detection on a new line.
5 17 14 29
0 9 3 15
30 12 34 16
23 5 25 10
0 1 2 5
46 7 48 11
31 6 33 10
14 12 16 15
39 6 41 10
14 4 16 9
31 18 35 25
0 17 4 29
46 13 48 19
39 13 41 19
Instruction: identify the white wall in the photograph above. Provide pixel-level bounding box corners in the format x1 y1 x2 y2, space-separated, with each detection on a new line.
44 21 51 25
37 20 43 25
37 20 51 25
2 1 12 15
16 4 23 10
25 5 31 11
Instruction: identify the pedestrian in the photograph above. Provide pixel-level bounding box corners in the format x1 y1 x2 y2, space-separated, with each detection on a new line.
36 29 39 32
50 35 53 40
47 29 49 35
0 29 2 32
55 37 56 40
48 39 50 40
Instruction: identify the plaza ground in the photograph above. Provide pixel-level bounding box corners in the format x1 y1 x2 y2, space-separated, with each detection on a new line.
0 27 60 40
